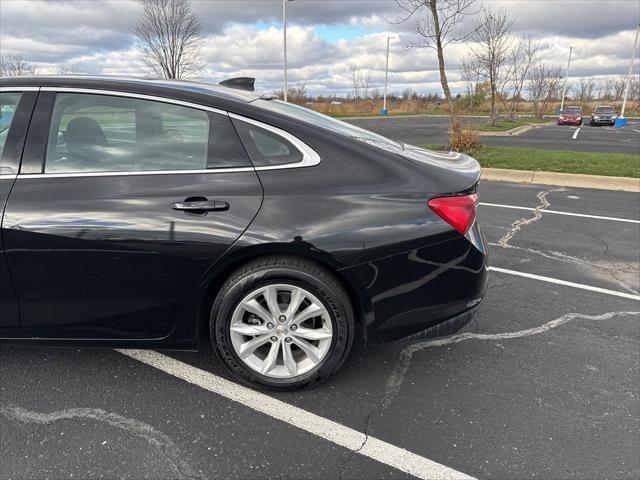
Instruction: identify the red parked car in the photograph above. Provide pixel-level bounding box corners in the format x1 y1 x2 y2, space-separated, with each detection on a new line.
558 106 583 126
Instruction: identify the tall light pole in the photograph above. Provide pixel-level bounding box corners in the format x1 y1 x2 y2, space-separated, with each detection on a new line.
560 45 573 112
619 23 640 122
283 0 295 102
382 36 397 115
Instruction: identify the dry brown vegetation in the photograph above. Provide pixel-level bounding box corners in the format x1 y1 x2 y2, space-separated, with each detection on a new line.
449 126 481 152
306 98 640 118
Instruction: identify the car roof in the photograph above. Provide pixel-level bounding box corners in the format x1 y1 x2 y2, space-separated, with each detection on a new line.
0 75 264 104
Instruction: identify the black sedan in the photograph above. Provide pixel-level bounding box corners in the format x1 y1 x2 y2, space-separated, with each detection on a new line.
0 76 488 390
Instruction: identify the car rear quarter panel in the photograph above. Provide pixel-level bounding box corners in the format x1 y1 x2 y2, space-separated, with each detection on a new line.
229 121 487 342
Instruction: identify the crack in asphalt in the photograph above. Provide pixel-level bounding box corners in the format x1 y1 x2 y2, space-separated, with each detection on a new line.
489 242 640 295
380 310 640 413
0 404 200 480
496 187 565 248
489 186 639 295
338 309 639 475
336 404 376 480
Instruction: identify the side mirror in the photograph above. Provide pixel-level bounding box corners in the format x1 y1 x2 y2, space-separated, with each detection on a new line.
57 130 65 145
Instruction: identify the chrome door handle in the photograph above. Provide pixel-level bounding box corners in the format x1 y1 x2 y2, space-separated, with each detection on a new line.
172 200 230 212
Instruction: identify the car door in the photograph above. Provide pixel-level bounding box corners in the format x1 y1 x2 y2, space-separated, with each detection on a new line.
3 89 262 339
0 89 37 335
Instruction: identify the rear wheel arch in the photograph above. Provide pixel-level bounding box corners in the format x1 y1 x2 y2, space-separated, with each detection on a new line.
194 246 371 349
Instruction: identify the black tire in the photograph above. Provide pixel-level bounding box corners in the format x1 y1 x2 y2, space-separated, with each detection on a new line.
210 256 354 390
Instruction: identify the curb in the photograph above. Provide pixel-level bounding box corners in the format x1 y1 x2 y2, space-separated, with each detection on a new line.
481 168 640 192
474 122 552 137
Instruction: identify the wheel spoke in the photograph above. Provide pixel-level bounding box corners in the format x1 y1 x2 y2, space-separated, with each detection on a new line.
261 340 280 374
282 342 298 376
230 323 270 336
291 302 324 325
292 337 321 364
285 287 304 318
230 283 333 379
238 335 271 359
241 299 272 323
264 286 282 317
292 326 332 341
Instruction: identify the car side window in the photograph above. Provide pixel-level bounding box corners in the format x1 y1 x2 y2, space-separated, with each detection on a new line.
45 93 210 173
232 119 303 167
0 92 22 160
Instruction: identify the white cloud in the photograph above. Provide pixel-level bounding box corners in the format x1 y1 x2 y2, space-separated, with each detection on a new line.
0 0 638 96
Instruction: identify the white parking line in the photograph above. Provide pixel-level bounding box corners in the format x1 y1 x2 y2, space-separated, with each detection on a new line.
489 267 640 300
479 202 640 224
572 127 581 139
633 129 640 134
116 349 475 480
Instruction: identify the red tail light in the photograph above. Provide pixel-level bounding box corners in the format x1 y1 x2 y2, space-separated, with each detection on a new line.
428 193 478 236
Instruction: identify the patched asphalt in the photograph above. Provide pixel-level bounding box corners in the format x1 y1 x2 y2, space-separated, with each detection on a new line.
1 181 639 479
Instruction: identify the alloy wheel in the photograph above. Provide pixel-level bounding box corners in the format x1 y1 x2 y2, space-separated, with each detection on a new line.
229 284 333 378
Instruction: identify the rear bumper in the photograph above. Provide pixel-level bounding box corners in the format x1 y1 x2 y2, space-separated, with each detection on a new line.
401 304 479 341
343 222 489 344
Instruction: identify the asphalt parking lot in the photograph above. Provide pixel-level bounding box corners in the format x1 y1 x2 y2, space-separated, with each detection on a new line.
345 116 640 154
2 180 638 480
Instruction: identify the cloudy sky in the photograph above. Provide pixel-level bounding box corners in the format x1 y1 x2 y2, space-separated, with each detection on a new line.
1 0 638 96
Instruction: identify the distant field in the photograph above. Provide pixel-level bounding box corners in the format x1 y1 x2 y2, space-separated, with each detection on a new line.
419 144 640 178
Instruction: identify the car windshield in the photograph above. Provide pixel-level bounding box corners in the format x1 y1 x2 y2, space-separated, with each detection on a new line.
595 107 614 113
253 99 403 151
563 107 581 114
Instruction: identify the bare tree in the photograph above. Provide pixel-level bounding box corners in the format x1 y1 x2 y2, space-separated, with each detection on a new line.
630 76 640 102
469 9 514 125
349 64 362 100
502 36 541 120
361 71 372 99
597 77 622 100
135 0 203 79
393 0 478 128
528 64 563 118
287 84 308 103
575 77 595 102
0 55 35 77
54 64 73 75
460 56 479 97
401 87 416 100
611 76 627 100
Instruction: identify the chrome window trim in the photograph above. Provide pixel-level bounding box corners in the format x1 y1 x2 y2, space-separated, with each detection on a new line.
8 87 321 178
17 168 254 179
0 174 18 180
0 87 40 92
